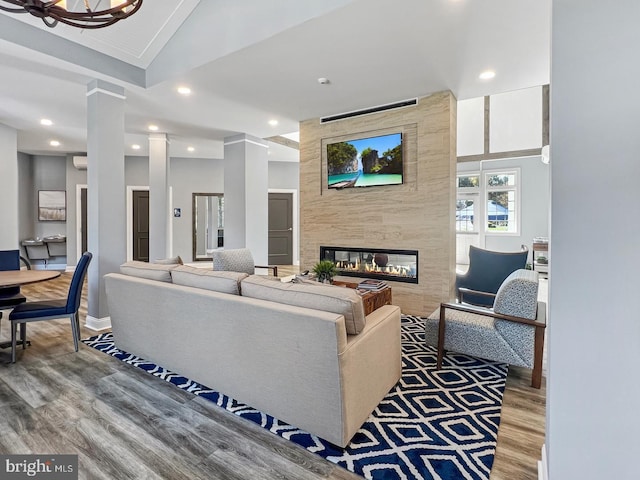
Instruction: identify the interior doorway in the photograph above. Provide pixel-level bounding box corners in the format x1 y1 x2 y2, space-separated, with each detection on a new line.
268 192 293 265
132 190 150 262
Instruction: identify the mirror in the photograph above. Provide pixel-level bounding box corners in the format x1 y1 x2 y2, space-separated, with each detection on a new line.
192 193 224 261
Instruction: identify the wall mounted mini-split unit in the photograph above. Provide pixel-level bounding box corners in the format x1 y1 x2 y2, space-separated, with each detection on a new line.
320 98 418 124
72 156 87 170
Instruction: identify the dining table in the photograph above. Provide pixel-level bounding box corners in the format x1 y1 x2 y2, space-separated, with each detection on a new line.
0 269 62 350
0 269 61 288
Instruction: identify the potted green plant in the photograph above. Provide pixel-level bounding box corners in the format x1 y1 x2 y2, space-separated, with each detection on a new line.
312 260 338 284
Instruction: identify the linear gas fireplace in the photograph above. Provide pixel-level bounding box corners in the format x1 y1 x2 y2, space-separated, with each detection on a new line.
320 246 418 284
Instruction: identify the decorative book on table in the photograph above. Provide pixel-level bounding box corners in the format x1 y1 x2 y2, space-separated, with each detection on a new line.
358 279 388 291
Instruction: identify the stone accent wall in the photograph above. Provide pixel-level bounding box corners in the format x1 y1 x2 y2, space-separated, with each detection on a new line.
300 91 457 315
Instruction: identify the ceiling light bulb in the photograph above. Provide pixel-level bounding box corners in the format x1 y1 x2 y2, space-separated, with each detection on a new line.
479 70 496 80
187 146 195 152
132 144 141 150
49 140 60 147
268 119 279 127
148 124 159 131
177 86 191 95
40 118 53 126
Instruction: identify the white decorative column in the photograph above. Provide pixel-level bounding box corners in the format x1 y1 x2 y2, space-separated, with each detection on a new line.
86 79 126 330
148 133 170 261
0 124 19 249
223 134 269 265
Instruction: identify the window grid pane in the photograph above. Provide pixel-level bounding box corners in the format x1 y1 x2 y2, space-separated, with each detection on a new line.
456 198 476 232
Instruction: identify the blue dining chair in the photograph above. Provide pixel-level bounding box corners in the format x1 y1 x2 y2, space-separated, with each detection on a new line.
8 252 92 363
0 249 31 310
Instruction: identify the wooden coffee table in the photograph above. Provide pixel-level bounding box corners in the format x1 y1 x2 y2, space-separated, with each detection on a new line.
332 279 392 315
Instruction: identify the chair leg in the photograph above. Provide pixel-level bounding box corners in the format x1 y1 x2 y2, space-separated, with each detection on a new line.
20 323 27 350
70 313 79 352
11 321 17 363
437 305 447 369
531 324 545 389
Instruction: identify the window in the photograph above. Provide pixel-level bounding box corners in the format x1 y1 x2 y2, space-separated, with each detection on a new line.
456 174 480 233
484 170 519 234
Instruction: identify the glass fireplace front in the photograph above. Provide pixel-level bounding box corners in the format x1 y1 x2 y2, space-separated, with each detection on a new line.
320 246 418 284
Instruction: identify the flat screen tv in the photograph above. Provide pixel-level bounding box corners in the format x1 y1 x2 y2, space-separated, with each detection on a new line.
327 132 403 189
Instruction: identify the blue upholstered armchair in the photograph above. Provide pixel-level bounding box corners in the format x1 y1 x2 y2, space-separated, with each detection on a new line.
456 245 528 307
426 269 546 388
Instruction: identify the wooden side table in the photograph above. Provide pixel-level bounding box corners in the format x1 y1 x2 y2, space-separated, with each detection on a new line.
332 279 393 315
532 242 549 272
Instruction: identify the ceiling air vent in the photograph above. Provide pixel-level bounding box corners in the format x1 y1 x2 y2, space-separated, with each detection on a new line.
72 156 87 170
320 98 418 124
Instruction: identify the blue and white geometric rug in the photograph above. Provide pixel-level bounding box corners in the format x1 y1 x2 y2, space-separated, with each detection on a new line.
83 315 508 480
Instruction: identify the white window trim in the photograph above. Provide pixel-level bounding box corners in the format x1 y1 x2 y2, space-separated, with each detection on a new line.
483 167 521 236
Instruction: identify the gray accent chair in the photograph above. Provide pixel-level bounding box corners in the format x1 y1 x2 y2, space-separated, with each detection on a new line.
211 248 278 277
426 269 546 388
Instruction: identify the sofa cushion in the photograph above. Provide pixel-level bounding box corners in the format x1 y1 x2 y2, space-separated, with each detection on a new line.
171 265 248 295
120 261 177 282
241 275 366 334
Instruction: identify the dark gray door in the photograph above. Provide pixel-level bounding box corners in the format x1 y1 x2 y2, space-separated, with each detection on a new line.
133 190 149 262
268 193 293 265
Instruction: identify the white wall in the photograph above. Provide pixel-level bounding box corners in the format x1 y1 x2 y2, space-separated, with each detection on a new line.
31 155 67 267
547 1 640 479
170 157 224 262
457 156 549 264
18 152 35 244
0 124 19 249
27 154 299 265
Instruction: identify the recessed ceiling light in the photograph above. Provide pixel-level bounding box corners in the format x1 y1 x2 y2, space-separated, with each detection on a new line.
317 77 330 85
177 86 191 96
187 146 195 152
132 144 141 150
40 118 53 126
479 70 496 80
49 140 60 147
148 124 159 131
268 119 279 127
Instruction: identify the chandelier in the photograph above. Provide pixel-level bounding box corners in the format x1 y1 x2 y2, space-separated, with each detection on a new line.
0 0 143 29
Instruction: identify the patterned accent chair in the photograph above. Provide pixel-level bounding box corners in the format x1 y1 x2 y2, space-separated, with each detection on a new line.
211 248 277 277
426 269 546 388
456 245 529 307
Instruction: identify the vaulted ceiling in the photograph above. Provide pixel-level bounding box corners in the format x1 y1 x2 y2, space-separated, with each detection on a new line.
0 0 550 160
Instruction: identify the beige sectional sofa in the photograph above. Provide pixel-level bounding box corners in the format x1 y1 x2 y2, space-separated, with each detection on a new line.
104 263 402 448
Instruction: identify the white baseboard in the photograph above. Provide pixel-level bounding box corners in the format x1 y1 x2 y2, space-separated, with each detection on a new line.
85 315 111 331
538 443 548 480
32 264 67 271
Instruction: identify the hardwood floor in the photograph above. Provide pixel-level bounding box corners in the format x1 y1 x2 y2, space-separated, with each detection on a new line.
0 272 545 479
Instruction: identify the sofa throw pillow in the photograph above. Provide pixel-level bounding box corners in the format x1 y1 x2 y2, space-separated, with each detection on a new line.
171 265 248 295
240 275 366 335
120 261 177 282
153 255 183 265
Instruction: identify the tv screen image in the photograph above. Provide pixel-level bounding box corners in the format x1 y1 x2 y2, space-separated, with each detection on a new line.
327 132 403 189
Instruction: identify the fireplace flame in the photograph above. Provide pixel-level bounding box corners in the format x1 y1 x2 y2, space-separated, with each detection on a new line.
335 260 414 278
